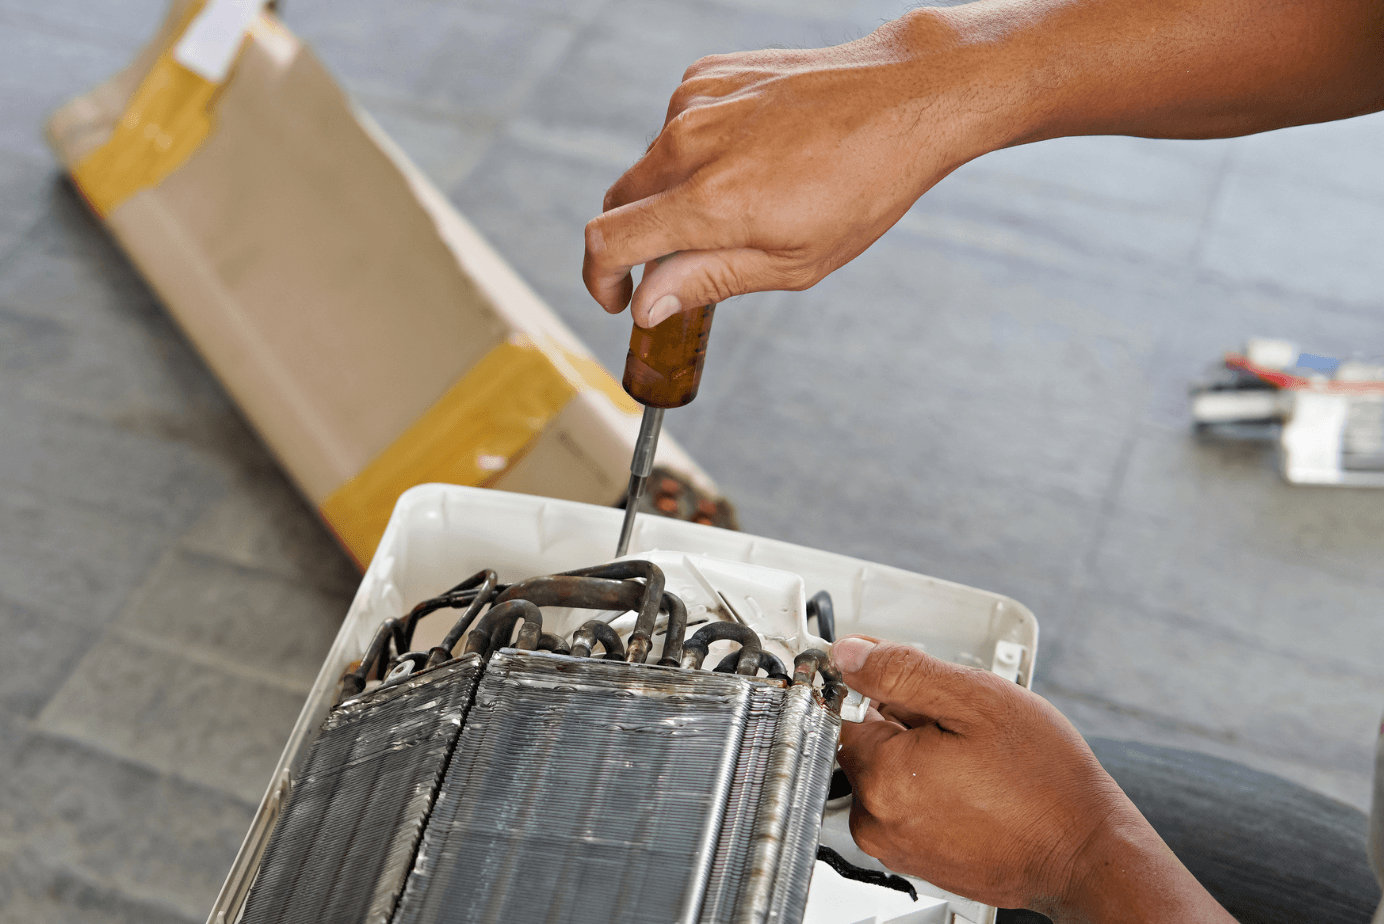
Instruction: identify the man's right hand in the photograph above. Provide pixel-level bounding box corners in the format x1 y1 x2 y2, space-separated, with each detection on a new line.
584 0 1384 330
581 10 1005 329
834 637 1238 922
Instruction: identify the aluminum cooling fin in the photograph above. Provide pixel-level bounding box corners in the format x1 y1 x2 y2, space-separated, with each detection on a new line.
238 655 485 924
393 650 842 924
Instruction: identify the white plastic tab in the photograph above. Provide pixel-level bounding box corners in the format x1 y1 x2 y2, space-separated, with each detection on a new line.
839 687 870 724
990 640 1025 683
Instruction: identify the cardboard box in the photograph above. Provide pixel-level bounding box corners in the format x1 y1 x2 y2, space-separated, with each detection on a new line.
46 0 721 567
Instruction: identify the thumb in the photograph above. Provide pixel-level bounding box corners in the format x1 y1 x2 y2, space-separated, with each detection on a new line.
630 248 806 328
836 705 906 779
832 637 981 729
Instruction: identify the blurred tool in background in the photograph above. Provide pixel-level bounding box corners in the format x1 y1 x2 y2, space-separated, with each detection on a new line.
1191 337 1384 486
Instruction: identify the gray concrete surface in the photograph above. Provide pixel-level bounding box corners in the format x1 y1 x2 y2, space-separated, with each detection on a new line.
0 0 1381 920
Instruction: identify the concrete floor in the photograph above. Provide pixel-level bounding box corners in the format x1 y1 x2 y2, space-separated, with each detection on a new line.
1 0 1383 920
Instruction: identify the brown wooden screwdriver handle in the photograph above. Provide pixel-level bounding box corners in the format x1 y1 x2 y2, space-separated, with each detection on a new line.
623 304 716 409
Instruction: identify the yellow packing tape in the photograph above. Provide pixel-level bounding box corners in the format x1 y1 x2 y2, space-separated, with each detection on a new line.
320 337 594 567
71 1 225 217
561 349 641 416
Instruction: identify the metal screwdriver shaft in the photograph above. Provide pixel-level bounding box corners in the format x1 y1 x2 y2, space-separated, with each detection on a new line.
616 302 717 557
615 406 664 557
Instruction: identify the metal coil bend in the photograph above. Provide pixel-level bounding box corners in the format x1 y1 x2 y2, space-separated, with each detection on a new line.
569 620 627 661
679 622 763 675
711 649 789 681
462 599 543 658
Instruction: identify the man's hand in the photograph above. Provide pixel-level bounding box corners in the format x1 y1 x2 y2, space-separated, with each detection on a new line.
834 637 1237 922
584 0 1384 327
582 12 1003 328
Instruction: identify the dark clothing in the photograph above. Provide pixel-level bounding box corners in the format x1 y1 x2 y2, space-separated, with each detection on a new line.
997 738 1381 924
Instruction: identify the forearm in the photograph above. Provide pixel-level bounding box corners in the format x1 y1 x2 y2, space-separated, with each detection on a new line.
1037 818 1238 924
912 0 1384 153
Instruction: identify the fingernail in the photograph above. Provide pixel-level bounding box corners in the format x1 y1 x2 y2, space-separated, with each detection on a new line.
645 294 681 328
832 638 876 674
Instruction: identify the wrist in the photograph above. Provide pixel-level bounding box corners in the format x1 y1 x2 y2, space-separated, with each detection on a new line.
1041 813 1233 924
1058 815 1166 918
883 6 1041 167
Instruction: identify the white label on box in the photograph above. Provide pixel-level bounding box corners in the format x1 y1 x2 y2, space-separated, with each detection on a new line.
174 0 267 83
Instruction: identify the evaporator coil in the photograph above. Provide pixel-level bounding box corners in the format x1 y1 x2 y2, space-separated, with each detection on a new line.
236 561 846 924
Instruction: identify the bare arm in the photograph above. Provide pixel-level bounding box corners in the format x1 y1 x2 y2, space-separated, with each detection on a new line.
583 0 1384 326
988 0 1384 143
833 637 1238 922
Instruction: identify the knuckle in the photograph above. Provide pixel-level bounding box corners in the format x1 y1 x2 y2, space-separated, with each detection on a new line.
583 217 606 254
660 124 688 163
661 111 705 159
666 82 698 117
681 54 719 82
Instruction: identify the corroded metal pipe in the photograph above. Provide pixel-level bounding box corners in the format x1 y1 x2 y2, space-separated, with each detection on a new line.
495 575 629 610
712 649 789 682
555 561 665 664
340 615 406 700
570 620 626 661
496 563 684 666
462 599 543 658
403 568 497 648
656 591 689 667
680 622 763 675
794 648 848 712
536 632 571 655
427 570 500 667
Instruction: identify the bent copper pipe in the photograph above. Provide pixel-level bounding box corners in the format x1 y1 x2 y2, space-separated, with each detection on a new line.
794 648 848 711
461 599 543 658
680 622 763 676
570 620 626 661
657 591 688 666
402 569 497 649
495 576 642 612
341 616 406 699
537 632 571 655
712 649 789 681
554 561 665 664
431 571 500 665
496 565 679 666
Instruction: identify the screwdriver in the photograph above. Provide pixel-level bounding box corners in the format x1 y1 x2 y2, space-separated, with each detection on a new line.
615 302 716 556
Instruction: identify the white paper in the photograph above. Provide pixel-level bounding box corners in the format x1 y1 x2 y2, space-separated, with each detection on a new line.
174 0 267 83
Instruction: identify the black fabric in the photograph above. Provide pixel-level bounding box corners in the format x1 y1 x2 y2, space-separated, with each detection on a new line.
816 844 918 901
997 738 1380 924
